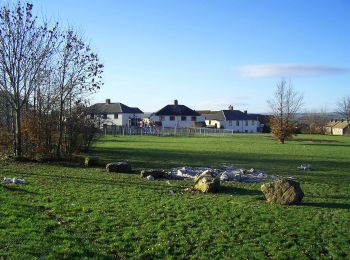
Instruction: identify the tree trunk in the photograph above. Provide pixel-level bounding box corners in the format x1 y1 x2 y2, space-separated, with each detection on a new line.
15 109 22 158
56 101 64 159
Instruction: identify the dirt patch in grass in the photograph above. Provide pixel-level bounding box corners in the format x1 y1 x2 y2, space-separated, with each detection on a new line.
292 138 343 143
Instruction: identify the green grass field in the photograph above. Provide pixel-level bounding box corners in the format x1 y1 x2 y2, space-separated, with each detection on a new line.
1 134 350 259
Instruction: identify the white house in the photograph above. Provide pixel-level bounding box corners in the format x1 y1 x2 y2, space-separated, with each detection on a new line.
149 100 205 128
204 105 261 133
89 99 143 129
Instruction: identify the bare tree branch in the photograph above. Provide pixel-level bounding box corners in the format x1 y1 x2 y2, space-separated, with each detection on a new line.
268 79 303 143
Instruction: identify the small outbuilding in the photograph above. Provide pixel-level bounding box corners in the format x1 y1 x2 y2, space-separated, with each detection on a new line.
325 120 350 135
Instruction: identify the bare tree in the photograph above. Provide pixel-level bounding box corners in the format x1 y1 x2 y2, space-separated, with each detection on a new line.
268 79 303 144
0 2 59 158
54 29 103 158
337 96 350 121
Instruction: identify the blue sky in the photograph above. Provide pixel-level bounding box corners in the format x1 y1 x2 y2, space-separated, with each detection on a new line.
27 0 350 112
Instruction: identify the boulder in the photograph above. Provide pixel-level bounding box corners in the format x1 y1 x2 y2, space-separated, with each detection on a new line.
84 156 100 167
145 175 155 181
261 179 304 205
193 170 220 193
297 164 311 171
106 162 131 173
140 169 166 179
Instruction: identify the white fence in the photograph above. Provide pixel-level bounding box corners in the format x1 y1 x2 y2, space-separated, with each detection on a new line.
101 126 235 137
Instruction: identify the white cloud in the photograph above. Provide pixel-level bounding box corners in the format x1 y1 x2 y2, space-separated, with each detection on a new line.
237 64 350 78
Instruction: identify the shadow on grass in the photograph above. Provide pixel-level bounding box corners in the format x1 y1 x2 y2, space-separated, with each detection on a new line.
92 146 350 177
302 143 350 147
2 185 40 195
302 202 350 210
291 138 343 144
218 185 262 196
8 170 168 192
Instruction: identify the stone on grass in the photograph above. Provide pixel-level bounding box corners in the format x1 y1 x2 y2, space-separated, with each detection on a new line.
145 175 155 180
193 170 220 193
261 179 304 205
140 169 166 179
106 162 131 173
3 177 26 184
297 164 311 171
84 156 100 167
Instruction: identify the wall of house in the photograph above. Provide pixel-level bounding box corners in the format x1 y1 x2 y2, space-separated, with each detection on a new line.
206 119 260 132
205 120 222 129
97 113 143 127
332 128 343 135
150 115 205 128
223 120 260 133
324 127 332 135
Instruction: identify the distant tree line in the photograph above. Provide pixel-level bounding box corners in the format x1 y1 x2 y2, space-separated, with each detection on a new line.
0 1 103 159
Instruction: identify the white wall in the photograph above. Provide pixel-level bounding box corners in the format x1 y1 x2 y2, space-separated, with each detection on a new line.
206 119 260 132
332 128 343 135
205 120 222 129
97 113 143 127
150 115 205 128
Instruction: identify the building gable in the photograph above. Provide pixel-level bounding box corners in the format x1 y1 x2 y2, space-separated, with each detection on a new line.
155 100 200 116
90 99 143 114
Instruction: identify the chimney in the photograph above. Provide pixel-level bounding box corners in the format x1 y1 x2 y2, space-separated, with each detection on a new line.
106 99 111 104
228 105 233 111
244 110 247 114
174 99 178 106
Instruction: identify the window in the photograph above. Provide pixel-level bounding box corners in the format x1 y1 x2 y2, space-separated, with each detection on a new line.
90 113 94 119
245 120 248 126
191 116 196 121
170 116 175 121
160 115 165 121
181 116 187 121
102 114 107 119
251 120 255 125
229 120 232 126
236 120 239 126
114 113 118 119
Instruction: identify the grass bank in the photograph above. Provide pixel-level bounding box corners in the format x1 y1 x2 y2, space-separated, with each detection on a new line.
1 134 349 258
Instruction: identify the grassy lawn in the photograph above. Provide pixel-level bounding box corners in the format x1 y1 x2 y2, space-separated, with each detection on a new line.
1 134 350 259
